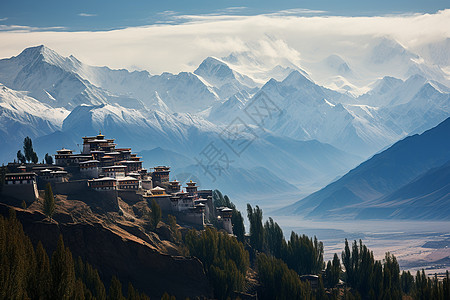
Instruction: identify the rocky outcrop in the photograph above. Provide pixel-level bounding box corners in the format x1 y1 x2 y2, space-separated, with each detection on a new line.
0 203 212 299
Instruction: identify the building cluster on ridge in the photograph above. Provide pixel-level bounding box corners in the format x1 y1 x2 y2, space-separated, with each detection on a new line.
1 132 233 233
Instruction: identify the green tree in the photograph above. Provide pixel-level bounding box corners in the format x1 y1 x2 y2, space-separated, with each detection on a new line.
51 235 76 299
264 217 284 258
185 227 249 299
45 153 54 165
43 183 55 221
232 209 245 243
23 136 34 163
127 282 137 300
34 241 52 299
0 210 30 299
247 204 264 252
256 253 311 300
109 276 125 300
331 253 341 286
212 190 225 207
31 151 38 164
282 232 324 276
167 214 181 243
150 199 161 230
212 191 245 242
160 292 176 300
0 164 6 194
17 150 26 164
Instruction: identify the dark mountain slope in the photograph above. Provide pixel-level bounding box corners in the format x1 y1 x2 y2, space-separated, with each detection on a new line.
277 117 450 218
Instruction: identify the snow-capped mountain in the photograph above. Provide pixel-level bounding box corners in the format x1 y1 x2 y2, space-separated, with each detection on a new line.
0 83 69 159
211 70 396 156
194 56 258 100
0 46 123 109
0 42 449 208
221 51 310 84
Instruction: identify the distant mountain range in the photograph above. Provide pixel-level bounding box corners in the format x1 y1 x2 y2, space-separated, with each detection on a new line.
0 41 449 208
277 117 450 220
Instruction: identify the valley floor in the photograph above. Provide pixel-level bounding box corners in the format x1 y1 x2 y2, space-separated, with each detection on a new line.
271 217 450 276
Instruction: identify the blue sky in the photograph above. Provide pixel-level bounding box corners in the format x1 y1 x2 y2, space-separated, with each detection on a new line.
1 0 449 31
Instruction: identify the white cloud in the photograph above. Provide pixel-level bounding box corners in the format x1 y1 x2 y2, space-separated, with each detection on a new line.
0 9 448 74
0 17 8 22
78 13 97 17
0 24 65 31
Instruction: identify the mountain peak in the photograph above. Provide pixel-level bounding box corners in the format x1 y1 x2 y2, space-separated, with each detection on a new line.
282 70 313 86
194 56 233 79
16 45 46 60
16 45 68 68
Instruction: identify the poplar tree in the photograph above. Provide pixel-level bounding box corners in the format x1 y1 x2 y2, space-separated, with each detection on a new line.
0 164 6 193
51 235 76 299
247 204 264 252
35 241 52 299
109 276 125 300
43 183 55 221
23 136 34 163
45 153 54 164
17 150 26 164
150 199 161 230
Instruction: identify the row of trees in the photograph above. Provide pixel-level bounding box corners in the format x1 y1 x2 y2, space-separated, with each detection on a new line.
16 136 53 164
342 239 401 298
0 210 150 300
247 204 324 275
184 227 249 299
212 195 450 300
256 253 311 300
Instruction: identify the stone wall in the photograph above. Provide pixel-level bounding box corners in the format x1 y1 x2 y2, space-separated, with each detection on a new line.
1 182 38 203
54 180 89 194
177 211 204 227
118 190 143 205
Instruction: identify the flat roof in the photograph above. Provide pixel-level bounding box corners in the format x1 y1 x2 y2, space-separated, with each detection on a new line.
102 165 126 169
79 160 100 164
117 176 139 181
91 177 116 181
51 171 68 174
6 172 36 176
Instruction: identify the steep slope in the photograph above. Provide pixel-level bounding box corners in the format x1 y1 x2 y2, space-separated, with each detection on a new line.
354 161 450 220
253 71 397 156
0 45 220 113
277 117 450 218
0 84 69 160
0 45 144 109
194 56 258 100
0 198 212 299
61 104 218 151
221 50 309 84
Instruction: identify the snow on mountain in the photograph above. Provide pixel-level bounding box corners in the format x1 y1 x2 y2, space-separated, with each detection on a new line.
208 90 251 124
194 56 258 100
381 81 450 135
248 70 397 156
0 46 111 109
0 45 221 114
300 54 365 95
414 38 450 67
221 51 310 84
61 104 220 152
363 37 450 87
1 43 449 203
355 74 450 137
0 83 69 160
